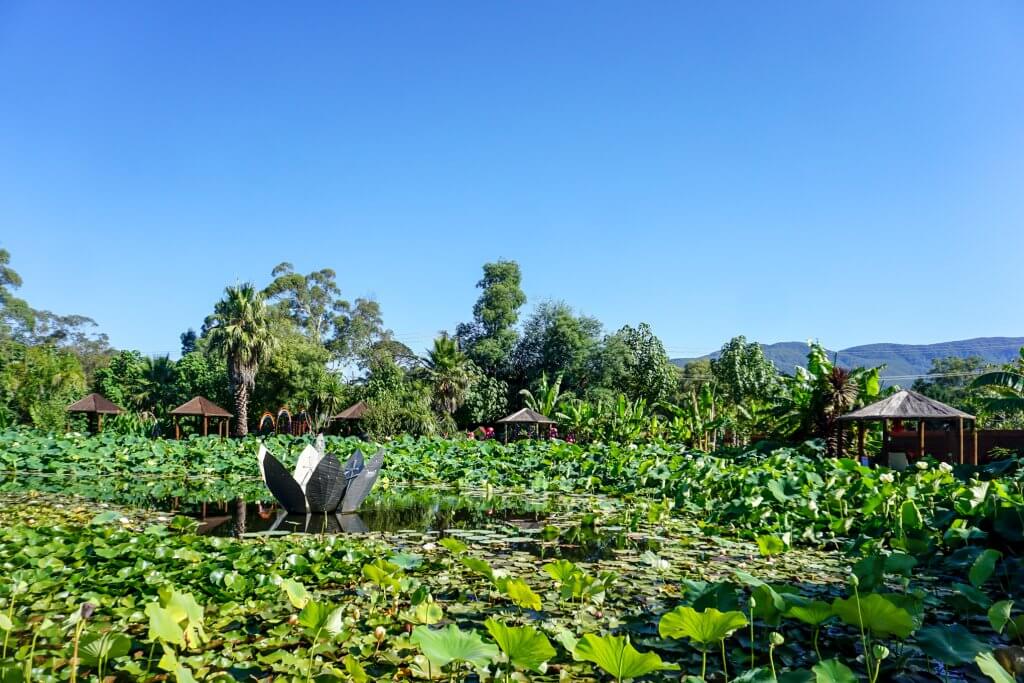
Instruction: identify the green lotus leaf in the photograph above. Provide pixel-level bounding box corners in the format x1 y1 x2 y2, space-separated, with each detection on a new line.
145 604 184 646
969 549 1002 588
484 618 556 673
573 633 678 679
811 658 856 683
439 538 467 555
786 600 834 627
411 624 499 669
280 578 309 609
503 578 542 611
79 632 131 667
658 605 748 649
989 600 1014 634
459 556 495 581
900 500 923 531
832 593 915 639
916 624 987 665
543 559 580 583
975 651 1016 683
756 535 786 557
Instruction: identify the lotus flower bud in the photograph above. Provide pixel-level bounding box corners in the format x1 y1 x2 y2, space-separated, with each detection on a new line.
374 626 386 642
769 632 784 647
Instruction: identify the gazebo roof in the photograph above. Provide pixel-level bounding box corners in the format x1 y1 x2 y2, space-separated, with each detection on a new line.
838 389 974 421
170 396 232 418
496 408 557 424
67 393 124 415
332 401 368 420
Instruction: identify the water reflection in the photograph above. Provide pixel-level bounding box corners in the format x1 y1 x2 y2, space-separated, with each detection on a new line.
198 487 555 537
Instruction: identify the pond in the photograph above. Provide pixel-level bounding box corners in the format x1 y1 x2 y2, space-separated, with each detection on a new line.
191 486 670 562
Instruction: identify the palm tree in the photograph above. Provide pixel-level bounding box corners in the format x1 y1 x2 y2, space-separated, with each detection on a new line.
421 334 473 417
970 348 1024 421
135 354 176 415
204 284 277 436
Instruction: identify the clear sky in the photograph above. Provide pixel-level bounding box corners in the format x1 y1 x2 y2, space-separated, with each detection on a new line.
2 2 1022 359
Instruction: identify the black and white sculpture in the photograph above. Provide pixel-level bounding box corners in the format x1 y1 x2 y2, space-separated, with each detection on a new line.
257 435 384 514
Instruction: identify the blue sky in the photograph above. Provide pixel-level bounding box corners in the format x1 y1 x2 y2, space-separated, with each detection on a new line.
2 2 1022 359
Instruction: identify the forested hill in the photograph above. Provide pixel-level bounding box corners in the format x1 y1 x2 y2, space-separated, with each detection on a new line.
672 337 1024 377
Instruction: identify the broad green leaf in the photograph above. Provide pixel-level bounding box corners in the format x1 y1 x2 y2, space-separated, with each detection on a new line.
280 578 310 609
404 601 443 625
79 632 131 666
390 552 424 570
953 582 993 611
659 606 748 649
297 601 327 631
786 601 834 627
542 559 580 584
362 559 402 589
900 500 923 531
459 556 495 581
485 618 556 673
831 593 915 638
158 647 198 683
756 535 786 557
812 659 856 683
323 605 347 636
883 552 917 578
145 604 183 646
411 624 499 669
916 624 988 665
989 600 1014 633
503 578 542 611
976 651 1016 683
0 615 12 632
163 590 206 646
573 633 677 678
970 549 1002 588
438 538 467 555
343 654 368 683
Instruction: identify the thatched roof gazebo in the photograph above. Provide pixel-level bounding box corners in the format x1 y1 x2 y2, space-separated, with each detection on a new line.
67 393 124 433
170 396 232 438
495 408 556 443
332 401 368 422
838 389 977 466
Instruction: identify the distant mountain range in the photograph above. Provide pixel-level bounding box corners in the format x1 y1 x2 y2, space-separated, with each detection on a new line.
671 337 1024 380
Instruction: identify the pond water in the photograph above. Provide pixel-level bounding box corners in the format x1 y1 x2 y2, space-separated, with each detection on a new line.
192 486 664 562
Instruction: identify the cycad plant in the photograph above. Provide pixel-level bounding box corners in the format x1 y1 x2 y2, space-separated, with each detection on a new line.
204 284 277 436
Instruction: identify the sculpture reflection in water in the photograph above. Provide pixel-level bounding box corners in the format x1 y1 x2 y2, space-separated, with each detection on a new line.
256 434 383 527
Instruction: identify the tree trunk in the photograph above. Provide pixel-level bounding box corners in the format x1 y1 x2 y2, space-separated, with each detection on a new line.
233 379 250 437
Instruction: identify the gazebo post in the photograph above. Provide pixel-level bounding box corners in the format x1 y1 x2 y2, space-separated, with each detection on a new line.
174 416 180 440
917 419 925 458
203 416 209 436
98 413 104 433
857 421 865 462
957 416 964 465
972 422 979 465
881 419 889 464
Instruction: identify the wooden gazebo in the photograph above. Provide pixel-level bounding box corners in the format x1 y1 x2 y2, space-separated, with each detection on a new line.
170 396 232 438
67 393 124 433
495 408 556 443
332 401 368 422
838 389 977 466
330 401 367 435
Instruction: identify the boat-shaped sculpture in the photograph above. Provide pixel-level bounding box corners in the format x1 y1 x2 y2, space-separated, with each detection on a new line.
257 435 384 514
